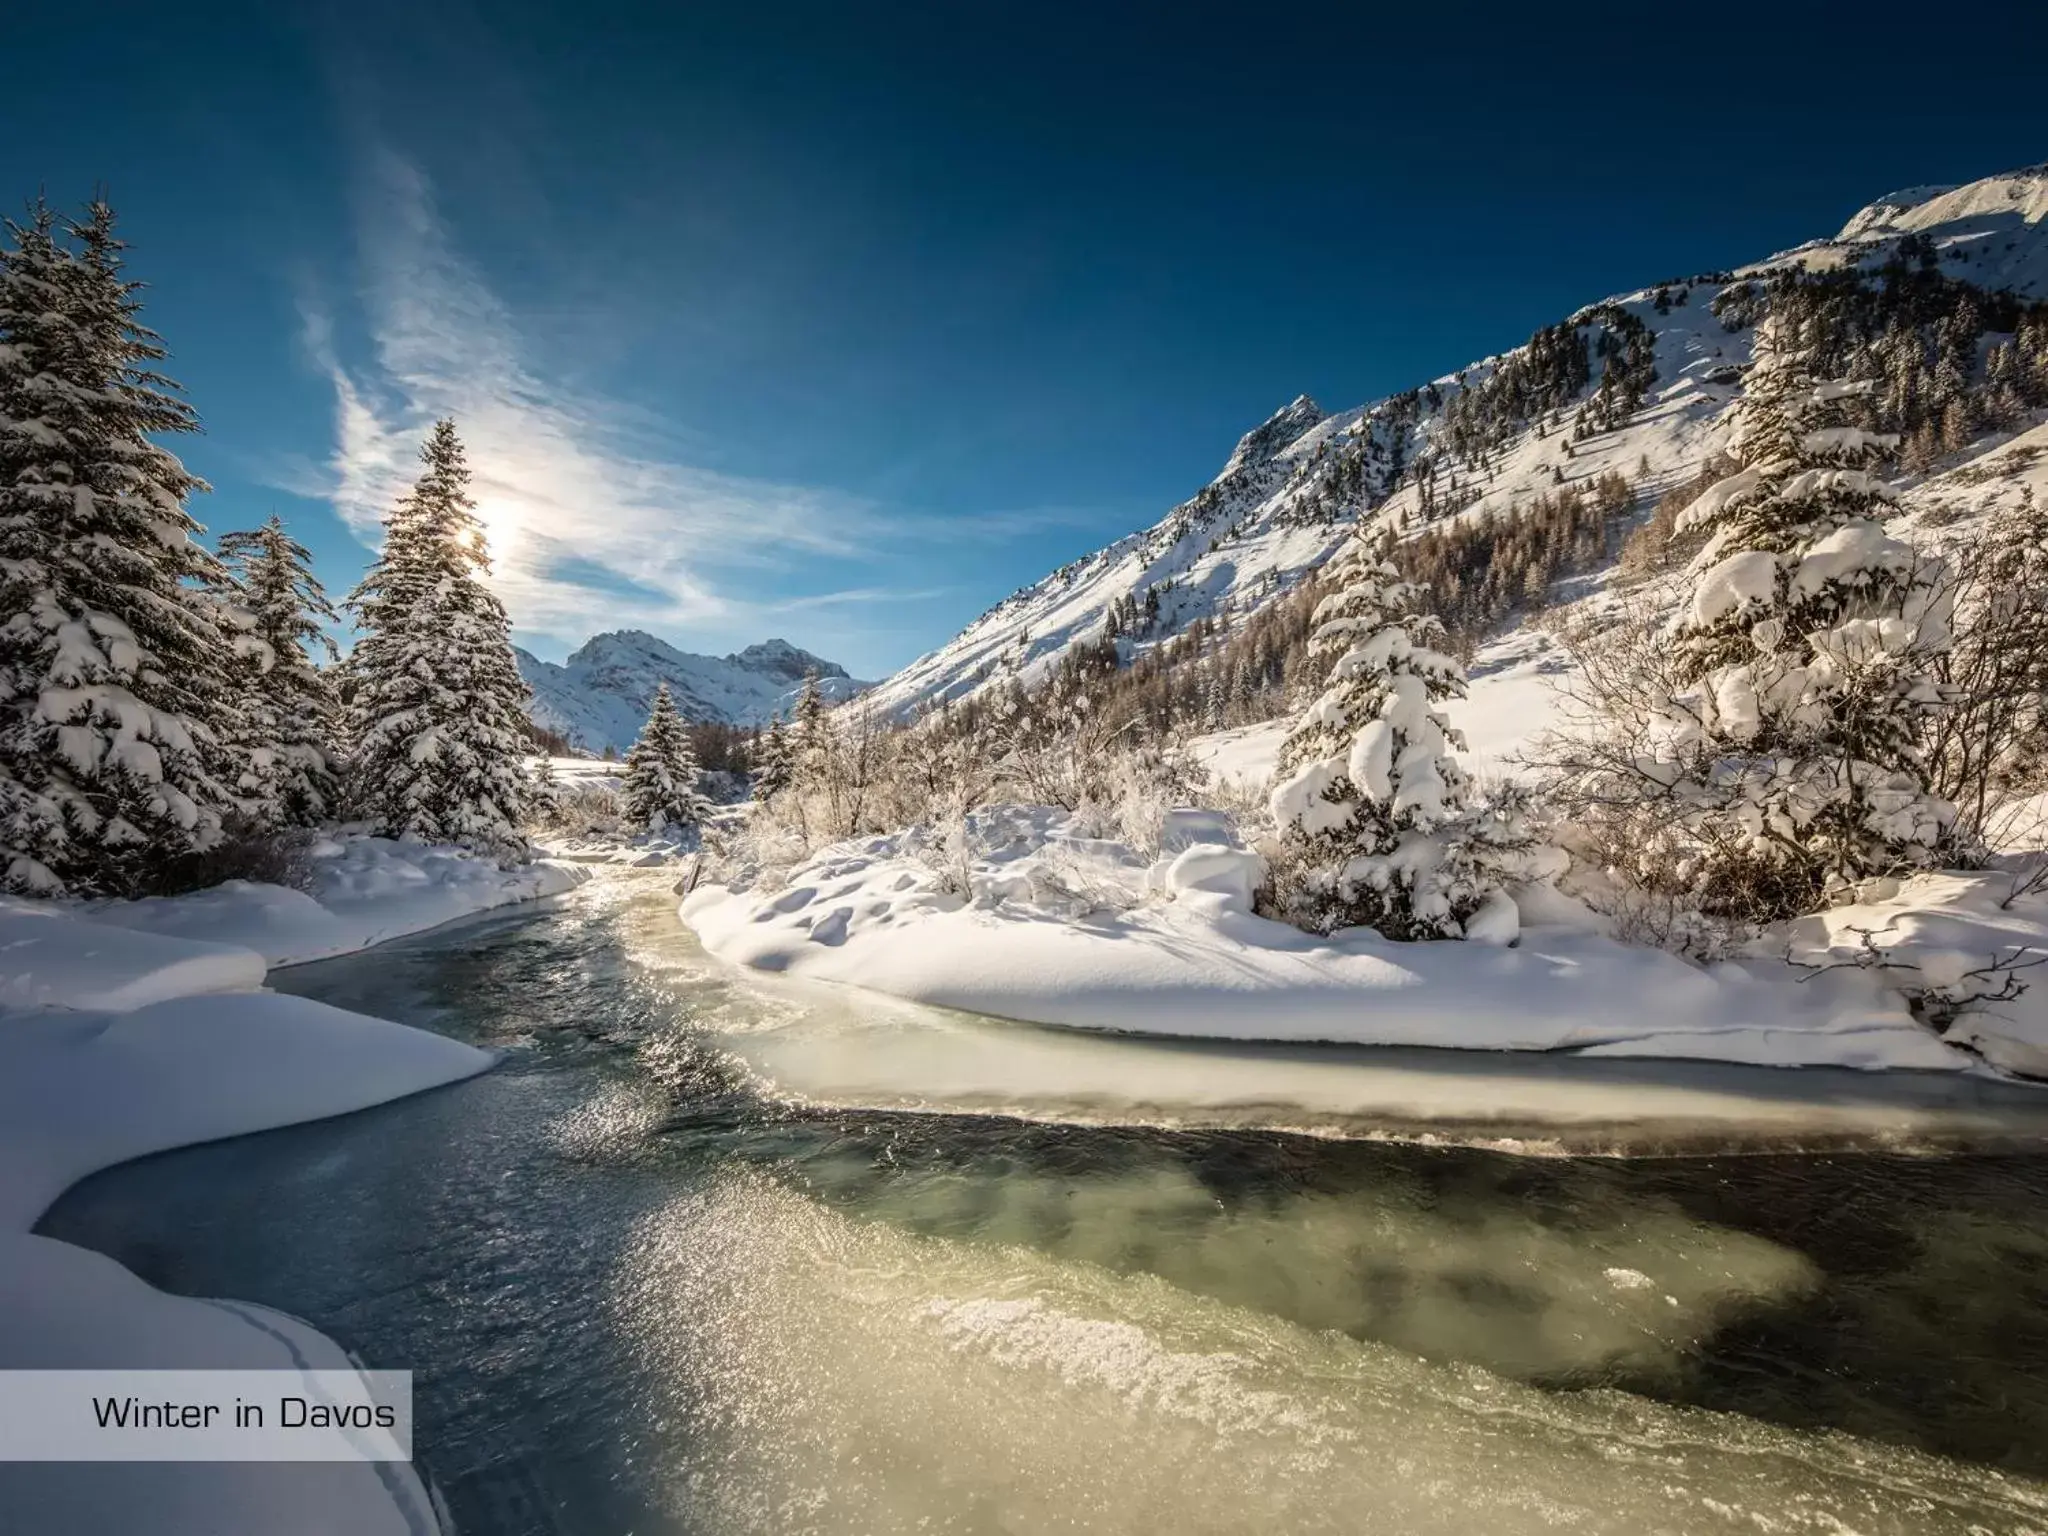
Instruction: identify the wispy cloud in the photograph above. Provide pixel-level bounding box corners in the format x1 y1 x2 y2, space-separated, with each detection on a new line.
768 584 954 612
293 147 910 649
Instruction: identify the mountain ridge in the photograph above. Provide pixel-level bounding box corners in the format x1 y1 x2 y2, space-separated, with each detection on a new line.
863 163 2048 720
517 630 865 752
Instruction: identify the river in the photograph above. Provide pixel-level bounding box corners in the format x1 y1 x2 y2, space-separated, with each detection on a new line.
37 869 2048 1534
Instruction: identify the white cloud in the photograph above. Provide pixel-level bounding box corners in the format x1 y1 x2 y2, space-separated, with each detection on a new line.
301 148 898 649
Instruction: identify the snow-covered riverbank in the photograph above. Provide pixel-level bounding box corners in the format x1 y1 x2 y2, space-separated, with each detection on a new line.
0 837 586 1535
682 807 2048 1078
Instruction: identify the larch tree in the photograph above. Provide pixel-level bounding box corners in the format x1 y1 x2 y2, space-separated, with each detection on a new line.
622 683 705 833
217 514 341 827
0 197 243 896
346 419 533 861
1266 529 1511 940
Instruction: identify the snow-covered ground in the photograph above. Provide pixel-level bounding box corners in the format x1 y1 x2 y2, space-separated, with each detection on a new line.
681 808 2012 1074
1188 625 1572 792
0 838 585 1534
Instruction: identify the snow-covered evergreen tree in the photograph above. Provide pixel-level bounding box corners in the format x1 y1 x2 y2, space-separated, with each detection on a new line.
785 668 831 794
751 718 792 803
346 420 533 861
1647 313 1954 913
1266 531 1503 939
0 197 243 896
529 753 562 825
622 683 705 833
217 515 340 827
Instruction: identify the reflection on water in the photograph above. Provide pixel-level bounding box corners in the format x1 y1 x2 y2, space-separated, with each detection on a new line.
35 871 2048 1534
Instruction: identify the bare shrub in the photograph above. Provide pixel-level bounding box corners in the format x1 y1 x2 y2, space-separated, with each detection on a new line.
1923 488 2048 849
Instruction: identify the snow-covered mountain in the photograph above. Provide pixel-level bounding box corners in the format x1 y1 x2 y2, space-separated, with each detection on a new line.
516 633 866 751
867 164 2048 719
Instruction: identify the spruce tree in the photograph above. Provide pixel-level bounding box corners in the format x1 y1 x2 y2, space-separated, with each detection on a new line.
346 420 533 861
1267 531 1497 938
0 197 242 896
1654 314 1952 914
751 719 793 803
217 515 340 827
529 753 562 825
622 683 705 833
789 668 829 791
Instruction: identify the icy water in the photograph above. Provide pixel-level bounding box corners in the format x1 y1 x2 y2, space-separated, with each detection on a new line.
38 870 2048 1535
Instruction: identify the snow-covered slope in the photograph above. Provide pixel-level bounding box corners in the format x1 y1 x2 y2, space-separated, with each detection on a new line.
517 633 867 750
1831 167 2048 295
868 163 2048 720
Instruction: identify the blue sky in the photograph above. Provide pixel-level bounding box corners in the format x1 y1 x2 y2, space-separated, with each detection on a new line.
6 0 2043 676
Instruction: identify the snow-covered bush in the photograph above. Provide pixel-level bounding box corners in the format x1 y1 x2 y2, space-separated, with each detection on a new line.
1066 742 1212 858
1261 531 1517 940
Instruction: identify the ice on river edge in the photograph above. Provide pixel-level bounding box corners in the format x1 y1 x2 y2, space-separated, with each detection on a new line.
0 835 587 1536
682 803 2048 1078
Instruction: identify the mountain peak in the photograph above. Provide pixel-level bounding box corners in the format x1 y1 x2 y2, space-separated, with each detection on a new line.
728 638 849 682
1835 164 2048 244
1222 394 1327 476
519 632 867 750
564 629 681 668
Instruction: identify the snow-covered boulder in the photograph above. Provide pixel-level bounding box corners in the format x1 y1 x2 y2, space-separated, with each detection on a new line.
1159 844 1264 912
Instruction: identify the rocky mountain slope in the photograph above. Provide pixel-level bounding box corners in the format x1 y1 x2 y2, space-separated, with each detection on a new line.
866 164 2048 719
516 633 866 752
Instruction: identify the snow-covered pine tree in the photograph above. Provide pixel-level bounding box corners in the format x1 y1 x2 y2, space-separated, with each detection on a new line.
0 197 244 896
622 683 705 833
1651 313 1953 914
346 420 533 861
1266 530 1502 939
751 718 792 803
529 753 562 825
217 515 341 827
787 667 830 792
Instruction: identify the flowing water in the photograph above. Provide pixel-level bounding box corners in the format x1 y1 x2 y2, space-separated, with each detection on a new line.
37 870 2048 1535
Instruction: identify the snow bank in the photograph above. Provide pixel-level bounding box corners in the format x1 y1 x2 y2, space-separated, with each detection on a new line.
0 987 488 1533
1788 869 2048 1078
0 841 548 1533
683 809 1969 1072
0 989 492 1228
87 833 588 968
0 897 266 1012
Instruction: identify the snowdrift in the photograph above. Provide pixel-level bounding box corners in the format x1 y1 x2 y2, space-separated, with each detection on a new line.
85 833 589 967
682 809 1974 1074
